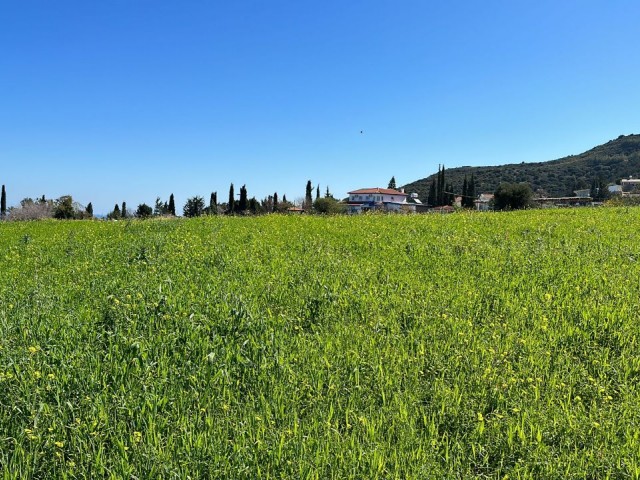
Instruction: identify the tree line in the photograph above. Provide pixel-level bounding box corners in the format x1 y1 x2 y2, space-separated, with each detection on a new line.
0 180 345 221
422 166 477 208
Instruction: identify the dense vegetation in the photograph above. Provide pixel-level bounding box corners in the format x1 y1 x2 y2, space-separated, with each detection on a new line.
404 134 640 199
2 211 640 478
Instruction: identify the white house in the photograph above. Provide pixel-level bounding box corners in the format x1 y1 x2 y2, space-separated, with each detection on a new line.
621 178 640 196
347 188 410 213
475 193 494 211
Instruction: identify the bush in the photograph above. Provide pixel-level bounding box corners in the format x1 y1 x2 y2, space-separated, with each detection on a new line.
493 183 533 210
183 196 205 217
313 197 346 214
8 199 54 220
135 203 153 218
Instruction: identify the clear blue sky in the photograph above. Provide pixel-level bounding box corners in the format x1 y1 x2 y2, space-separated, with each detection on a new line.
1 0 639 214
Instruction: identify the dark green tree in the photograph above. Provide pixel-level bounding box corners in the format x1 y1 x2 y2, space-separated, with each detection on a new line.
261 195 273 212
273 192 278 212
462 176 468 207
316 185 320 200
183 196 205 217
445 183 454 206
427 180 436 206
437 165 446 206
325 186 332 198
135 203 153 218
86 202 93 217
121 202 127 219
493 183 533 210
1 185 6 218
249 197 259 214
54 195 75 219
154 197 165 216
388 176 397 190
467 174 476 208
238 184 248 212
590 176 608 201
228 183 235 214
209 192 217 214
282 194 287 203
305 180 313 210
108 204 121 220
168 194 176 216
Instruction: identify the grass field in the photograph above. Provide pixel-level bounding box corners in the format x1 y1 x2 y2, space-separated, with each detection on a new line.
1 209 640 478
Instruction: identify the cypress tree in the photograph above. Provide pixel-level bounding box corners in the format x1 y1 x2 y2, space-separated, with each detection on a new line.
316 185 320 200
228 183 235 213
1 184 6 218
468 174 476 208
168 194 176 216
435 166 442 206
282 194 287 203
428 180 436 206
325 186 331 198
86 202 93 217
439 165 447 206
388 176 397 190
209 192 217 214
305 181 313 209
239 185 248 211
462 176 468 208
121 202 127 219
273 192 278 212
436 166 441 206
113 204 121 219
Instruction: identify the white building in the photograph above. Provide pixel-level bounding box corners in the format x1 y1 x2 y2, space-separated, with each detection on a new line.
621 178 640 196
347 188 410 213
475 193 494 211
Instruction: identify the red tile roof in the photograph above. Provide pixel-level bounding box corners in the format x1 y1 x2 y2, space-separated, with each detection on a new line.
348 188 407 196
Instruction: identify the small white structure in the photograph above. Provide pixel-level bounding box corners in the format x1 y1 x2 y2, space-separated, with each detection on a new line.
574 189 591 198
347 188 410 213
608 184 622 195
621 178 640 196
475 193 494 211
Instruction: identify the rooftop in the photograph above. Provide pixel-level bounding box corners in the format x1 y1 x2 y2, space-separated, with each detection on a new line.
348 188 408 196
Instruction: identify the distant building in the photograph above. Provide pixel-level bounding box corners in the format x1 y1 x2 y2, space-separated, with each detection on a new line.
347 187 410 213
621 178 640 196
608 184 622 195
405 192 430 213
475 193 494 211
573 189 591 198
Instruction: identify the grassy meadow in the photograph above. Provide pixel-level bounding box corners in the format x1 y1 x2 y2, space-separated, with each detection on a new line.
1 209 640 478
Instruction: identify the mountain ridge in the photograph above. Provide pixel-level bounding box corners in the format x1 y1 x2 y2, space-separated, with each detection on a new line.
403 134 640 199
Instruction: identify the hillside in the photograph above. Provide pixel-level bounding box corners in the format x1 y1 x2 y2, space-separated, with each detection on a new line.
403 134 640 199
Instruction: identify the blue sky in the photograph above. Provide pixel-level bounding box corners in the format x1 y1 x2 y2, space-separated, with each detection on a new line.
1 0 639 214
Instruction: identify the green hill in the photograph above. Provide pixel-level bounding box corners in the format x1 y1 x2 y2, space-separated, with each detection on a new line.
403 134 640 199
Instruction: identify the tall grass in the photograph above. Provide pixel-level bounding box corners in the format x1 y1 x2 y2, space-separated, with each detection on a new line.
1 209 639 478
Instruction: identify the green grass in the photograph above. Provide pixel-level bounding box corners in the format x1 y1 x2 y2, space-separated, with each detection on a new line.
1 209 640 478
